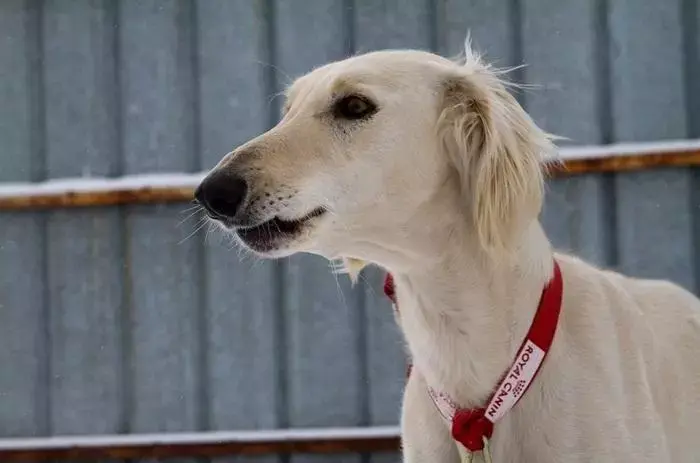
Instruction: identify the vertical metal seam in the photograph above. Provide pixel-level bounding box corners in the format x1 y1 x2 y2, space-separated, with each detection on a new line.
594 0 614 145
357 281 372 463
120 216 135 445
435 0 448 56
262 4 290 463
187 0 201 176
113 4 136 455
680 0 700 293
594 0 619 269
111 0 124 181
680 0 697 138
509 0 525 108
428 0 440 53
343 0 355 57
27 0 50 437
108 0 132 439
188 0 211 438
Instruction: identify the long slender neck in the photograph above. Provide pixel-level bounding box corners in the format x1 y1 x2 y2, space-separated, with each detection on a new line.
391 218 554 407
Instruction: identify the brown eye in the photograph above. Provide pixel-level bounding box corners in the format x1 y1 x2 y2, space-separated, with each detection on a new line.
333 95 377 120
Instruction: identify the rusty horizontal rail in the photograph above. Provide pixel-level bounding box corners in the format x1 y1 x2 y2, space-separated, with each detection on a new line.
0 173 204 211
0 426 401 462
0 140 699 211
548 145 700 176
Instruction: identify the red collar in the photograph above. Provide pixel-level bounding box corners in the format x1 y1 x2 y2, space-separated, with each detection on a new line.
383 261 563 452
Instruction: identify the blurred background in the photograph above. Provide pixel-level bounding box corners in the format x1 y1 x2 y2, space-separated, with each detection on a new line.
0 0 699 462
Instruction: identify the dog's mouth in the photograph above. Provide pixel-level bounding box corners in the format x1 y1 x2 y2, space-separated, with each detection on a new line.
232 207 327 253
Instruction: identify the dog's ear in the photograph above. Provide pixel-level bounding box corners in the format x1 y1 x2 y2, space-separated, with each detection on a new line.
437 49 555 255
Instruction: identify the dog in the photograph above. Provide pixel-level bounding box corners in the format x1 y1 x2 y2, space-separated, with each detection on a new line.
195 43 700 462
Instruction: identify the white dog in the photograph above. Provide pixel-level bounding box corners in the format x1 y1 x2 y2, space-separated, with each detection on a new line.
195 43 700 462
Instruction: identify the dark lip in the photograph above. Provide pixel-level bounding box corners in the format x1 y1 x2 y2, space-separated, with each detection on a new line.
233 207 327 251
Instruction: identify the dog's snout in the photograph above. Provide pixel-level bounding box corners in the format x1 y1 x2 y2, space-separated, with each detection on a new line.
195 171 248 219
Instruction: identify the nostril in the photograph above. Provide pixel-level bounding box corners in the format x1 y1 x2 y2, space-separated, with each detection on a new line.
196 172 249 219
209 195 243 218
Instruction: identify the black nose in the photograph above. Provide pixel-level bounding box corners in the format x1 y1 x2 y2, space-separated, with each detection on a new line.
195 171 248 219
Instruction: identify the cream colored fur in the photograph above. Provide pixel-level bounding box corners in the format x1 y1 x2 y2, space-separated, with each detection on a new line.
207 44 700 462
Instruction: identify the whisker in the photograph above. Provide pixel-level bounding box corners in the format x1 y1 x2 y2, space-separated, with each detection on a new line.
254 60 293 88
204 221 218 245
331 269 348 313
177 206 204 227
179 218 208 245
180 203 202 215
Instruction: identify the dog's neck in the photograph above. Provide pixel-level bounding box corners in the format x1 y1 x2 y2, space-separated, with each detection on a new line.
389 213 554 407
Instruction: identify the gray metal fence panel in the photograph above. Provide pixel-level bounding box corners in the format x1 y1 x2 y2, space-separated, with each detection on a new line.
0 211 46 438
363 267 405 463
119 0 202 439
355 0 434 52
522 0 601 144
198 3 280 463
42 0 124 438
197 0 271 163
609 0 695 289
198 4 282 463
285 256 364 463
0 2 698 463
688 0 700 299
439 0 511 64
610 0 687 141
526 1 609 266
0 0 47 439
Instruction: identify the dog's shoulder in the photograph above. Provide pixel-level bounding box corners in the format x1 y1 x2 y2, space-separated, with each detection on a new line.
554 251 699 313
554 251 700 361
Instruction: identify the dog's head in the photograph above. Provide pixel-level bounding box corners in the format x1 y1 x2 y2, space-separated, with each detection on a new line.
196 45 555 272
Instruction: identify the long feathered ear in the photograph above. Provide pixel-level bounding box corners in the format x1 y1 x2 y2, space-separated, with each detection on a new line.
437 45 556 255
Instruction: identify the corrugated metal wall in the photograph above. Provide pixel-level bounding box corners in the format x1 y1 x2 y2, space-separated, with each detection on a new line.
0 0 698 461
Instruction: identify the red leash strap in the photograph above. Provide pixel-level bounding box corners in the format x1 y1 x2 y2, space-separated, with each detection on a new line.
383 261 564 452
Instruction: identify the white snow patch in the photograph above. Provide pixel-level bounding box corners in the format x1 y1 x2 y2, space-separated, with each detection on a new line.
0 172 207 199
0 426 400 450
0 139 698 200
551 138 700 162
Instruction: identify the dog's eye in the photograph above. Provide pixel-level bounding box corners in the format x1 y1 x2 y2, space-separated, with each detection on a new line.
333 95 376 120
